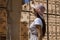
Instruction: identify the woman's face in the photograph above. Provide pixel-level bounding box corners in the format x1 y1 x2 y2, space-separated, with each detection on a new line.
35 8 41 13
35 8 45 15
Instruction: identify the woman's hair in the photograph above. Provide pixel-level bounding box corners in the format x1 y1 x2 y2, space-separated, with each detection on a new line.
39 5 45 11
34 9 40 18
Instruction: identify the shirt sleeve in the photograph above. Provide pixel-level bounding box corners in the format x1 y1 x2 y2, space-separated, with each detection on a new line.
34 18 43 27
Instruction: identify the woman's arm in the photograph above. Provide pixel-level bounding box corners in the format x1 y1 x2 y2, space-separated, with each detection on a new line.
36 25 42 37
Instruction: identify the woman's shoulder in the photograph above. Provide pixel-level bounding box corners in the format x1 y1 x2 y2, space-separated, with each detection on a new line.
34 18 41 22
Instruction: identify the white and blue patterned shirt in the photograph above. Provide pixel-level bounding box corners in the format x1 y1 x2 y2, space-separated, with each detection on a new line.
29 18 43 35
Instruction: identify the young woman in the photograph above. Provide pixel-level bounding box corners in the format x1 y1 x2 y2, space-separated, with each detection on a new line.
29 5 46 40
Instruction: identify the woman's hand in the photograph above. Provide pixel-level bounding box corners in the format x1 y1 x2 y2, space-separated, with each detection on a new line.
36 25 42 40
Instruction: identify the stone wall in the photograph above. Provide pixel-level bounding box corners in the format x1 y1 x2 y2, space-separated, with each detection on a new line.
20 0 60 40
0 0 7 36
